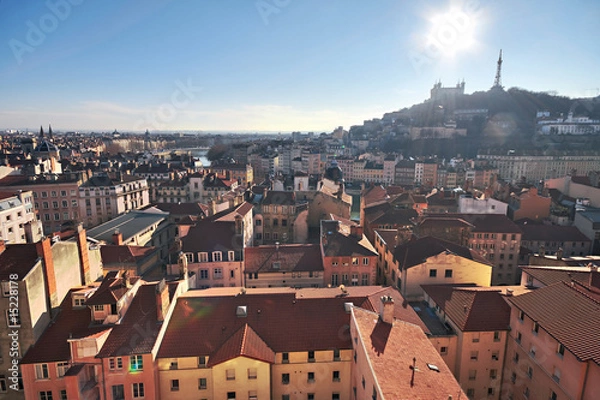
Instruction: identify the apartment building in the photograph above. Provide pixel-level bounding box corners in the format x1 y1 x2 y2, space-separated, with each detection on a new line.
0 190 36 244
244 244 323 288
0 173 84 234
503 277 600 400
78 173 149 228
175 202 253 289
154 285 455 400
389 236 492 300
420 285 511 400
321 220 378 288
416 214 523 285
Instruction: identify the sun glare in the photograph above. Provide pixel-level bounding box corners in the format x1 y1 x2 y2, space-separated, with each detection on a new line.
425 7 478 58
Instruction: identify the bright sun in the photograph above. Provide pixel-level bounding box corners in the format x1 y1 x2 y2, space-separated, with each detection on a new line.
426 7 478 58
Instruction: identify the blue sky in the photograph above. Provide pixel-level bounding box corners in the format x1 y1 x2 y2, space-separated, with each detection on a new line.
0 0 598 132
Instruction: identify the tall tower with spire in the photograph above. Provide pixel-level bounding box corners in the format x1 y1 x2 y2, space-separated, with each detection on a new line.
492 49 503 90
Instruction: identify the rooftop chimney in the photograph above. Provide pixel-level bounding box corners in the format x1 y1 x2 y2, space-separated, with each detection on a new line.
76 224 91 284
112 229 123 245
350 225 364 239
37 237 58 308
556 247 563 261
155 279 170 322
380 295 395 324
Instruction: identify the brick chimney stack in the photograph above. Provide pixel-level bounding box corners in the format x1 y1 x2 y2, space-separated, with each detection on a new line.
76 223 91 284
37 237 58 308
350 225 364 239
380 295 395 324
112 230 123 245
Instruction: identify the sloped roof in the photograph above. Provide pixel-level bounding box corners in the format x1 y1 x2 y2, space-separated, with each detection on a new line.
157 286 424 359
393 236 491 270
520 266 596 287
321 221 377 257
100 245 156 265
424 213 522 234
352 307 466 400
85 271 130 305
96 283 160 357
207 324 275 367
421 285 511 332
507 281 600 364
244 244 323 273
519 224 590 242
21 289 111 364
0 244 39 280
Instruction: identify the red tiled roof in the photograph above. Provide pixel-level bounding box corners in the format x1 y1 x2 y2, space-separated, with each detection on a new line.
321 221 377 257
0 244 39 280
374 229 398 247
519 224 590 242
100 245 156 265
207 324 275 367
295 286 430 334
85 271 130 305
96 283 160 357
157 287 426 359
520 266 593 287
244 244 323 273
421 285 511 331
362 185 389 207
507 281 600 364
393 236 491 270
424 213 522 234
21 289 111 364
352 307 466 399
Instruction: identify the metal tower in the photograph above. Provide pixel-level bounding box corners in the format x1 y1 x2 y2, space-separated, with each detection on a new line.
492 49 503 89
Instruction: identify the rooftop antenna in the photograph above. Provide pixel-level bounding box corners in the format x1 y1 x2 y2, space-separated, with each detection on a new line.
492 49 503 90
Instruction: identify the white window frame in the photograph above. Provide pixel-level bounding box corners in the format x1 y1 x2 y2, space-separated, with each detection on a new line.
212 252 222 262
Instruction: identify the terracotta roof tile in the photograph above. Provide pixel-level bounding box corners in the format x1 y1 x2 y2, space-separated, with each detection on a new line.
85 271 130 306
507 281 600 364
521 266 594 286
157 286 426 359
100 245 156 265
519 224 590 242
424 213 522 234
393 236 491 270
96 284 160 357
21 289 111 364
207 324 275 367
244 244 323 273
352 307 466 399
421 285 511 331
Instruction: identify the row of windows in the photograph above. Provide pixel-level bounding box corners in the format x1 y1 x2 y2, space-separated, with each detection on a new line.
429 269 453 278
111 383 144 400
185 251 236 263
259 218 289 227
280 350 341 363
34 190 76 198
331 273 370 286
331 257 370 266
281 370 340 384
37 200 78 209
38 390 67 400
197 268 234 280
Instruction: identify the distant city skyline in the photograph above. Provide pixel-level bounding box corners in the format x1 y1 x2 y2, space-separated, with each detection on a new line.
1 0 598 133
